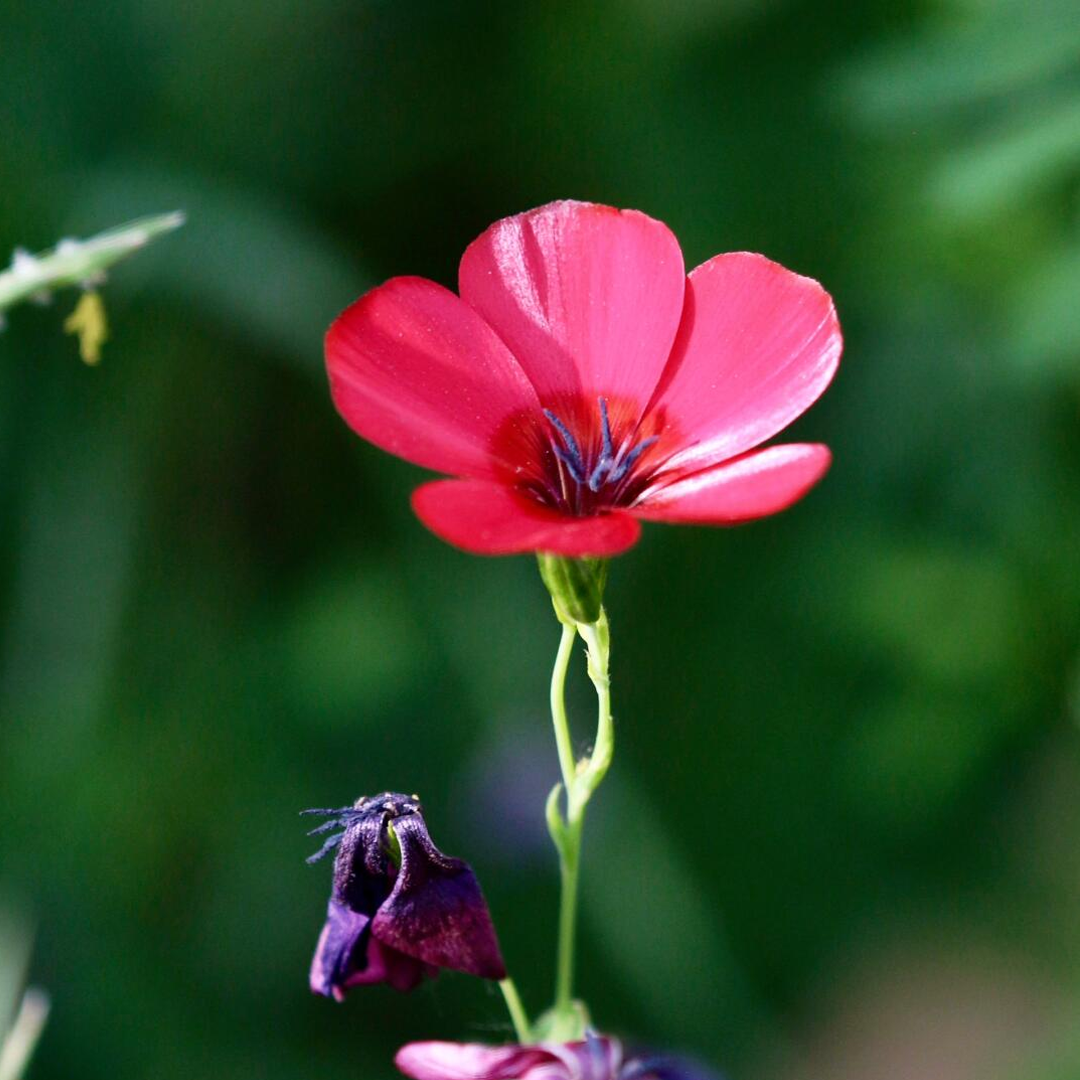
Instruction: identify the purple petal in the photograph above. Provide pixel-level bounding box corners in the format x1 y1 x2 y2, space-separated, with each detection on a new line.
371 812 507 980
310 899 433 997
309 899 373 1000
332 809 392 908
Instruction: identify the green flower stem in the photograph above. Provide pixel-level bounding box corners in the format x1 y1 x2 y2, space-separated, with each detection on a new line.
498 978 531 1043
0 212 184 314
575 616 613 802
550 623 578 792
554 813 584 1016
546 607 613 1028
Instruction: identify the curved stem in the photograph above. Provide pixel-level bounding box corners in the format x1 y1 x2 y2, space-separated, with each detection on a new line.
548 610 613 1024
550 623 578 794
498 978 532 1043
576 615 612 801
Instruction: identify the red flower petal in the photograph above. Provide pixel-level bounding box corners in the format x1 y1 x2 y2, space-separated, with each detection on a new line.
634 443 831 523
412 479 641 556
326 276 543 481
395 1042 554 1080
459 200 685 432
647 254 841 473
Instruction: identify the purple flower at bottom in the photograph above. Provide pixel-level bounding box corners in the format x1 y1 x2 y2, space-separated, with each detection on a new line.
304 793 506 999
395 1035 718 1080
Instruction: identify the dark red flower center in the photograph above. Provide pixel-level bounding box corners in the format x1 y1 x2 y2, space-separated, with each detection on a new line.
529 397 660 517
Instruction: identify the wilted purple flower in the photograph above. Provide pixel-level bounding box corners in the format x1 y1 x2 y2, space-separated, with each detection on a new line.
395 1034 718 1080
304 793 506 998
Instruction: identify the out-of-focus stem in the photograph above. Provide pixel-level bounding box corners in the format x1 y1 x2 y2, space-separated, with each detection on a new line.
0 212 184 314
498 978 531 1043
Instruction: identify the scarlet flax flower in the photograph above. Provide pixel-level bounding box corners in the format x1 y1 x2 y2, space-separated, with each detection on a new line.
326 200 841 556
395 1035 716 1080
305 794 505 998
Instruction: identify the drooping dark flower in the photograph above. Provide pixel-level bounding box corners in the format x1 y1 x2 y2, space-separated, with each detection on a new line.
304 793 506 998
395 1033 719 1080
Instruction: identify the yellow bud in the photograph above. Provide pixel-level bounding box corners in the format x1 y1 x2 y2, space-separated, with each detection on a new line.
63 290 108 365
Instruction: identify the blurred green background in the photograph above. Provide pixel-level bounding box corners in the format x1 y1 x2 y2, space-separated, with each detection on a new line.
2 1 1079 1078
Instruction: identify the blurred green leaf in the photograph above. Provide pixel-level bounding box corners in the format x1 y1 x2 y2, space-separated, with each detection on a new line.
842 0 1080 125
284 560 424 727
929 93 1080 219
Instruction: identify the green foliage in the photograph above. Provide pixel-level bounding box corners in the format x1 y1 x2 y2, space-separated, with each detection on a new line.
0 1 1078 1079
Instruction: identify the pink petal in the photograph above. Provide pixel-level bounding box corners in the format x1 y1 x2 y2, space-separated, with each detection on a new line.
459 201 685 432
647 253 841 472
634 443 832 523
412 479 641 556
326 276 543 481
395 1042 555 1080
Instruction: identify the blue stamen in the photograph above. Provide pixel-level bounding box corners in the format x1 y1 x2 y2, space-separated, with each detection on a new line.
587 397 616 491
598 398 614 458
552 444 584 484
543 408 586 480
608 435 658 483
306 830 346 864
544 401 659 498
306 819 347 837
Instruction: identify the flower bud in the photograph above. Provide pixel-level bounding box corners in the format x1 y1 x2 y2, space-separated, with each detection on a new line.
537 555 607 625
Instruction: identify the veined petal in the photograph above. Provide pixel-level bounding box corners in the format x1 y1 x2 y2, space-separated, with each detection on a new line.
647 253 841 472
412 479 641 556
396 1042 555 1080
371 812 506 980
459 201 685 434
326 276 543 480
634 443 831 523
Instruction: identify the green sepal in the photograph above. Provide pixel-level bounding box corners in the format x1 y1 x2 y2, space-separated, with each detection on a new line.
545 781 567 846
385 820 403 866
531 1000 591 1042
537 555 607 626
